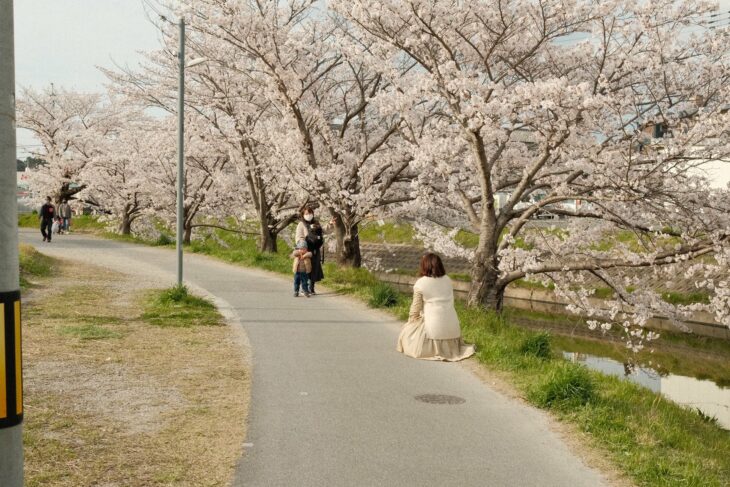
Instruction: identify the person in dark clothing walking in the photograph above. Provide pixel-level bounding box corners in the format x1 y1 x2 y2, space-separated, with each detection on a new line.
39 196 55 242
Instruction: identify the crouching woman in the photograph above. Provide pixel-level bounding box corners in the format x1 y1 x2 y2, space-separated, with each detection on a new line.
397 253 476 362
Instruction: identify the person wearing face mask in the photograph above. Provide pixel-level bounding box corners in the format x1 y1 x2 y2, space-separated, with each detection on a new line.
295 206 325 294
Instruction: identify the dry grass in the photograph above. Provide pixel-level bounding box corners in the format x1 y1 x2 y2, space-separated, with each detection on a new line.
22 255 250 486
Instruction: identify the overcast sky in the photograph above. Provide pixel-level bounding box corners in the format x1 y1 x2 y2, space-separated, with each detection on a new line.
14 0 160 155
13 0 730 187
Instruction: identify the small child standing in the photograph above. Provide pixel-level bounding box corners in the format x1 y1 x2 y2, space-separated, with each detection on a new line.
291 240 312 297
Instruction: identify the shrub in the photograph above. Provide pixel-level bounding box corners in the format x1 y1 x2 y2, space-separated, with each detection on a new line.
157 285 197 305
155 233 174 246
529 362 595 408
369 283 399 308
519 331 552 359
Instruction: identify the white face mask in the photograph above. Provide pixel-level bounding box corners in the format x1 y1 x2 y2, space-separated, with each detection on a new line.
304 214 314 222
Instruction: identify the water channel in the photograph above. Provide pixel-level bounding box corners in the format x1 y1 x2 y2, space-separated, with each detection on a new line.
562 352 730 430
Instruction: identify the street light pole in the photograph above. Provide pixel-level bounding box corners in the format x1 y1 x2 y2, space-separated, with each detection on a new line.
0 0 25 485
177 18 185 287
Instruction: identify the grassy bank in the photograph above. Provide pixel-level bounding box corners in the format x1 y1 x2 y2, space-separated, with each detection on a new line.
21 250 249 486
18 213 106 232
19 243 55 288
504 307 730 388
24 218 730 485
451 306 729 486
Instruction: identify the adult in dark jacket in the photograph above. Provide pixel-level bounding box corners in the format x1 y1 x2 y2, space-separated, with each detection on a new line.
39 196 55 242
294 206 325 294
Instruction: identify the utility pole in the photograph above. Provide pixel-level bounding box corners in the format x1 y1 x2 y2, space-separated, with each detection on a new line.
0 0 25 485
177 18 185 287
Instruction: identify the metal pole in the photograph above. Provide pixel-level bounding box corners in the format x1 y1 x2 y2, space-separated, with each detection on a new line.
0 0 24 485
177 18 185 287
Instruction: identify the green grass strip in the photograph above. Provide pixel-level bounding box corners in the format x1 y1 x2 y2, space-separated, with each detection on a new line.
142 285 222 328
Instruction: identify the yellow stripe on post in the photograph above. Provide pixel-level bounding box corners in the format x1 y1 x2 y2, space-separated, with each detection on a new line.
14 300 21 415
0 302 6 419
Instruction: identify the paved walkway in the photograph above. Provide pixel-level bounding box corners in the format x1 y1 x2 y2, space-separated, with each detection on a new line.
20 230 607 487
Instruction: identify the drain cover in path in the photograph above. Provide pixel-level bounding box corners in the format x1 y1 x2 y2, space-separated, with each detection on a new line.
415 394 466 405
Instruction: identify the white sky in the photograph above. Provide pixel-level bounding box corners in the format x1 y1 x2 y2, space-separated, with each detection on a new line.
12 0 730 187
14 0 161 155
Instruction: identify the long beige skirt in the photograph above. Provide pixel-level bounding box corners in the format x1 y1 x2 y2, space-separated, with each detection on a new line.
397 317 476 362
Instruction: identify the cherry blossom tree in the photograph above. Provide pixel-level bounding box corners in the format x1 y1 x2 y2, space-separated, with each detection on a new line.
135 114 231 244
177 0 417 265
335 0 730 336
16 87 121 204
104 22 304 252
78 113 157 234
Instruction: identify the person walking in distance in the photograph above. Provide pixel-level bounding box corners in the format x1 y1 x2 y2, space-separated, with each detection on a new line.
58 199 72 234
39 196 56 242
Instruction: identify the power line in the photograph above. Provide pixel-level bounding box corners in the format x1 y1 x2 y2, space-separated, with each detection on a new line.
141 0 174 25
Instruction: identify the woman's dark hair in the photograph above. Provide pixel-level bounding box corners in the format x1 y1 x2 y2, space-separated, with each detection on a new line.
299 205 315 219
419 253 446 278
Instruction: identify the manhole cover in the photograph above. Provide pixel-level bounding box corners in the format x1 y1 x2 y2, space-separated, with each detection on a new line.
414 394 466 405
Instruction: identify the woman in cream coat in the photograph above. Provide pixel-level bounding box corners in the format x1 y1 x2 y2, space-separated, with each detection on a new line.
397 253 476 361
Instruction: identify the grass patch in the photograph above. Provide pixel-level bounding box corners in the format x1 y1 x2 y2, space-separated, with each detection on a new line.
661 290 711 305
154 233 175 246
18 213 105 232
359 220 421 246
454 229 479 248
448 272 471 282
68 214 107 232
368 283 399 308
519 331 552 359
528 362 595 407
142 285 222 328
189 231 292 274
19 243 55 288
60 324 122 340
18 212 39 228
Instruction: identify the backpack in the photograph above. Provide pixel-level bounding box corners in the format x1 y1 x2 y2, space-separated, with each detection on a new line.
305 222 324 251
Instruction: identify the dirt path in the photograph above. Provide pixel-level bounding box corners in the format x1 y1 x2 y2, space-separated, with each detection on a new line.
22 249 249 486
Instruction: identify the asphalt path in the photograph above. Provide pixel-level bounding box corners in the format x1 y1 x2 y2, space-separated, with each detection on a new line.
19 229 607 487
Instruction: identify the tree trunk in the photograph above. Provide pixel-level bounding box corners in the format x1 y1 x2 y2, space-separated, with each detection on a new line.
333 216 361 267
183 224 192 245
467 268 506 311
259 220 278 253
119 214 132 235
467 232 504 311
